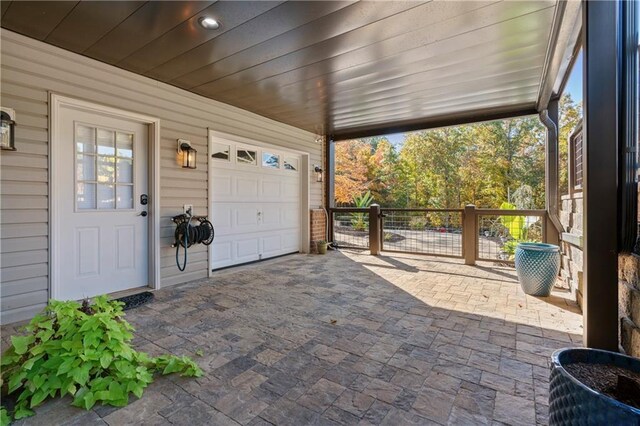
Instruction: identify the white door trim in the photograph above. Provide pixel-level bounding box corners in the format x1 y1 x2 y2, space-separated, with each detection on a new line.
207 129 311 276
49 94 161 299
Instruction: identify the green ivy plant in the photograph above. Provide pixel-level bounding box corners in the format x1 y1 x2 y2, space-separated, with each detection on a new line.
0 408 9 426
0 296 202 424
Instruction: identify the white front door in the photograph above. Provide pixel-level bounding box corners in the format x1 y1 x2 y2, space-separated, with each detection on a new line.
55 106 149 300
209 136 301 270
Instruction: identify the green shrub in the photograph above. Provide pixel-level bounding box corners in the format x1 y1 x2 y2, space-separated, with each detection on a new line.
502 239 536 260
0 296 202 423
502 240 519 257
351 191 374 232
0 408 9 426
409 216 427 230
427 213 444 228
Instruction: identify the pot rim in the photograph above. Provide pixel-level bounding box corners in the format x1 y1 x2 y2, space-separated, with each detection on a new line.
551 347 640 415
516 242 559 252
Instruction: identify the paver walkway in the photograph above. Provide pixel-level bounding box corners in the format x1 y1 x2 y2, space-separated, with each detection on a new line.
3 250 582 425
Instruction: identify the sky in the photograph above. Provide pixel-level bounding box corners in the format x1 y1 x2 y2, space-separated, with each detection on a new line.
385 51 584 148
564 50 583 104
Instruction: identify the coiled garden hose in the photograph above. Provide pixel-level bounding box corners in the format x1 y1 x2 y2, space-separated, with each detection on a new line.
175 214 191 272
172 214 215 271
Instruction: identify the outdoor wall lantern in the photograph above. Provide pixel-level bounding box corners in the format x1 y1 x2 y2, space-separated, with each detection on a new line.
177 139 197 169
0 107 16 151
314 165 323 182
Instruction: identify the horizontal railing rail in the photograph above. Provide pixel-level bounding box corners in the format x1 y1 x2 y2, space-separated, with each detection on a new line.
331 207 370 213
380 208 465 213
474 209 546 216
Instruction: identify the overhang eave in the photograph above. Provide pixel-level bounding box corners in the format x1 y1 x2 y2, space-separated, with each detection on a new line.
331 103 539 142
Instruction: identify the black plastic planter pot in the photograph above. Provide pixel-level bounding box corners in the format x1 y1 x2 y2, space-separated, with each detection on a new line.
549 348 640 425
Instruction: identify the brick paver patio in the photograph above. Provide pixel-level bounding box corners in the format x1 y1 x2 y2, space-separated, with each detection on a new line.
3 250 582 425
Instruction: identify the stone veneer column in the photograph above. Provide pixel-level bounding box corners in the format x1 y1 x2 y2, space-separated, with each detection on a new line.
619 254 640 357
310 209 326 253
559 193 584 306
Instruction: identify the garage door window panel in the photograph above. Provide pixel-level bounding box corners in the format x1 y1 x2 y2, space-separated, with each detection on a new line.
237 147 257 165
212 142 230 161
284 156 299 172
262 152 280 169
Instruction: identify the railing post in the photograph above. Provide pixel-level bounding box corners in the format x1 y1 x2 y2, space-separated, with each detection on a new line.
369 204 381 255
328 208 334 244
463 204 476 265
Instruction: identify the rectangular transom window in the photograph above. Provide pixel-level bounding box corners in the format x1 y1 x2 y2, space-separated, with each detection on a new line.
284 156 298 171
262 152 280 169
76 124 134 210
237 147 257 165
211 142 230 161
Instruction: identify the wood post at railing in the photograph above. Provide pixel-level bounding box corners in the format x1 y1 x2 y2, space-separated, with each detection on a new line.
369 204 381 255
463 204 476 265
328 208 334 244
544 214 558 245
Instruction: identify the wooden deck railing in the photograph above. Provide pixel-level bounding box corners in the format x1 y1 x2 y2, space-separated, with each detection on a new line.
329 205 548 265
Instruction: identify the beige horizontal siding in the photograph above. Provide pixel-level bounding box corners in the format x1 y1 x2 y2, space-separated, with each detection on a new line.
0 29 322 324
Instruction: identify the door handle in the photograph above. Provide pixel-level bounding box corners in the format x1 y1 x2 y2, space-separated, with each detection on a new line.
138 211 148 217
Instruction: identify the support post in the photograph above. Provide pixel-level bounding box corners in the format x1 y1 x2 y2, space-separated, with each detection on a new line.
582 0 619 351
463 204 477 265
369 204 381 255
543 99 561 246
325 138 335 242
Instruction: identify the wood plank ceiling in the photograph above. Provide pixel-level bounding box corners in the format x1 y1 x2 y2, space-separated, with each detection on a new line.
0 1 578 138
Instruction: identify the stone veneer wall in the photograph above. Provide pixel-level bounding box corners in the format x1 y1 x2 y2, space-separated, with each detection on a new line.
559 193 584 306
619 254 640 357
560 190 640 357
310 209 327 253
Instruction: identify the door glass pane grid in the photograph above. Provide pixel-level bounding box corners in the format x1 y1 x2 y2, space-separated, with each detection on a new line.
75 124 134 210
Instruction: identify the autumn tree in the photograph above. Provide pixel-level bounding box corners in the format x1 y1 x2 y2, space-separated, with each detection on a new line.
333 96 582 209
558 94 583 195
334 140 371 204
368 139 398 206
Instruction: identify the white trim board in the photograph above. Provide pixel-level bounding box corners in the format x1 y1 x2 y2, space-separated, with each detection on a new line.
49 94 162 299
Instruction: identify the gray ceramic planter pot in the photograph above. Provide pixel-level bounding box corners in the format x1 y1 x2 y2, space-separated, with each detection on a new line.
549 348 640 425
514 242 560 296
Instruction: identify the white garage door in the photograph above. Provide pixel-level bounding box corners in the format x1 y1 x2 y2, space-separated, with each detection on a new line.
209 136 302 270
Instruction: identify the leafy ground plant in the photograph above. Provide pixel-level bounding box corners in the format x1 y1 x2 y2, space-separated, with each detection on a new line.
351 191 374 232
0 296 202 424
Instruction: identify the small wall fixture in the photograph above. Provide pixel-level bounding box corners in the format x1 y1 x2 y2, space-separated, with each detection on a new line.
198 16 220 30
0 107 16 151
177 139 197 169
314 165 323 182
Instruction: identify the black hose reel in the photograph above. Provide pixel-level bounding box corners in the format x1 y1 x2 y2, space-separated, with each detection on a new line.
171 212 214 271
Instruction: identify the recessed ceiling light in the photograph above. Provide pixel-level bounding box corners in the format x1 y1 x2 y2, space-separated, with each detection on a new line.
199 17 220 30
